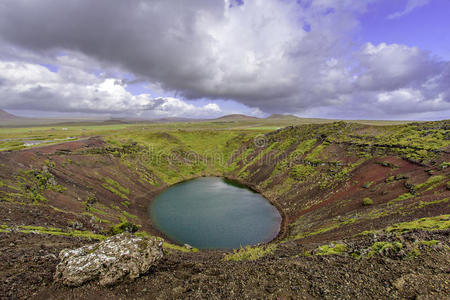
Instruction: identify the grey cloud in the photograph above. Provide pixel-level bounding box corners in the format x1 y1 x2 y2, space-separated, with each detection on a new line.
0 0 365 111
355 43 443 92
0 0 448 119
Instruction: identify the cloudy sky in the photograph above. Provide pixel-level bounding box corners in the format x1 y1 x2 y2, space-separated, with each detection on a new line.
0 0 449 120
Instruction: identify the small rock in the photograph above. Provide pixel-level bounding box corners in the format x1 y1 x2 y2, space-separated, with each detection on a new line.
265 285 276 294
71 221 83 230
393 276 406 290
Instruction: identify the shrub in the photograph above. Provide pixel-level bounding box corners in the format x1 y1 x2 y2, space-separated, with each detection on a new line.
109 221 138 235
363 197 373 206
362 182 373 189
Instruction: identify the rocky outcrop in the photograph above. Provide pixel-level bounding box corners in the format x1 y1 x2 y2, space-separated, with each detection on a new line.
54 233 163 286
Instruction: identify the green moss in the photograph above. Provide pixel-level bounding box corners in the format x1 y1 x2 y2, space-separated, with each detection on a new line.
292 218 356 240
315 243 347 255
224 244 277 261
105 177 130 194
133 231 200 252
385 176 395 183
121 200 130 207
290 164 315 181
378 161 398 169
15 169 66 203
362 181 374 188
87 206 109 216
102 184 128 199
109 221 138 235
408 248 420 258
386 215 450 233
417 197 449 208
389 193 414 205
122 211 137 220
110 204 121 212
86 194 97 205
102 177 129 199
1 224 106 240
415 175 446 192
363 197 373 206
367 241 403 258
163 242 199 253
418 240 439 246
288 138 317 159
305 143 327 163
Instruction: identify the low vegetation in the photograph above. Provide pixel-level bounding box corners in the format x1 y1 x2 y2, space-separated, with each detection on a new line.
386 215 450 233
366 241 403 258
0 224 106 240
315 243 347 256
224 244 277 261
362 197 373 206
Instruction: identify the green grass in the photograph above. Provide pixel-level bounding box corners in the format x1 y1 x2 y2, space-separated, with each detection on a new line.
415 175 446 192
102 177 130 199
224 244 277 261
363 197 373 206
315 243 347 256
386 215 450 233
122 211 138 220
162 242 199 253
291 217 356 241
2 224 200 253
105 177 129 194
109 220 138 235
13 169 66 203
417 197 449 208
366 241 403 258
389 193 414 205
290 164 315 181
1 224 106 240
418 240 440 247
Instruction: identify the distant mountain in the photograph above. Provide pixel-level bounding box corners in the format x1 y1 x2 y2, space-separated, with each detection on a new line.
149 117 205 123
266 114 299 120
0 109 20 120
213 114 260 121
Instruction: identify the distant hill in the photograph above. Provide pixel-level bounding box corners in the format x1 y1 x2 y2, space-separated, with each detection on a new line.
213 114 260 122
0 109 20 120
149 117 204 123
266 114 299 120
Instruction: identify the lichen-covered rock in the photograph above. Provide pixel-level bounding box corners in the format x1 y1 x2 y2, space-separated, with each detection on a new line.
54 233 163 286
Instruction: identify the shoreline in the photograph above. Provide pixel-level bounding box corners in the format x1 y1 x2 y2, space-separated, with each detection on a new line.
144 174 286 250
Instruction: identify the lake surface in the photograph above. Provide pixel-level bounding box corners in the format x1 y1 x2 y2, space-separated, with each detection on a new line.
149 177 282 249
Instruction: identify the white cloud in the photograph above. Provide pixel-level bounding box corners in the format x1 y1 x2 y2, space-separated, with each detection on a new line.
0 61 222 118
388 0 430 19
146 97 222 118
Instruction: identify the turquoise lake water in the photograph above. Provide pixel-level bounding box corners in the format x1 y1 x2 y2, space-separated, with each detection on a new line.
149 177 282 249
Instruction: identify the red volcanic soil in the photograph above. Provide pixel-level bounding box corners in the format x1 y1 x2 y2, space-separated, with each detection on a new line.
0 133 448 299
